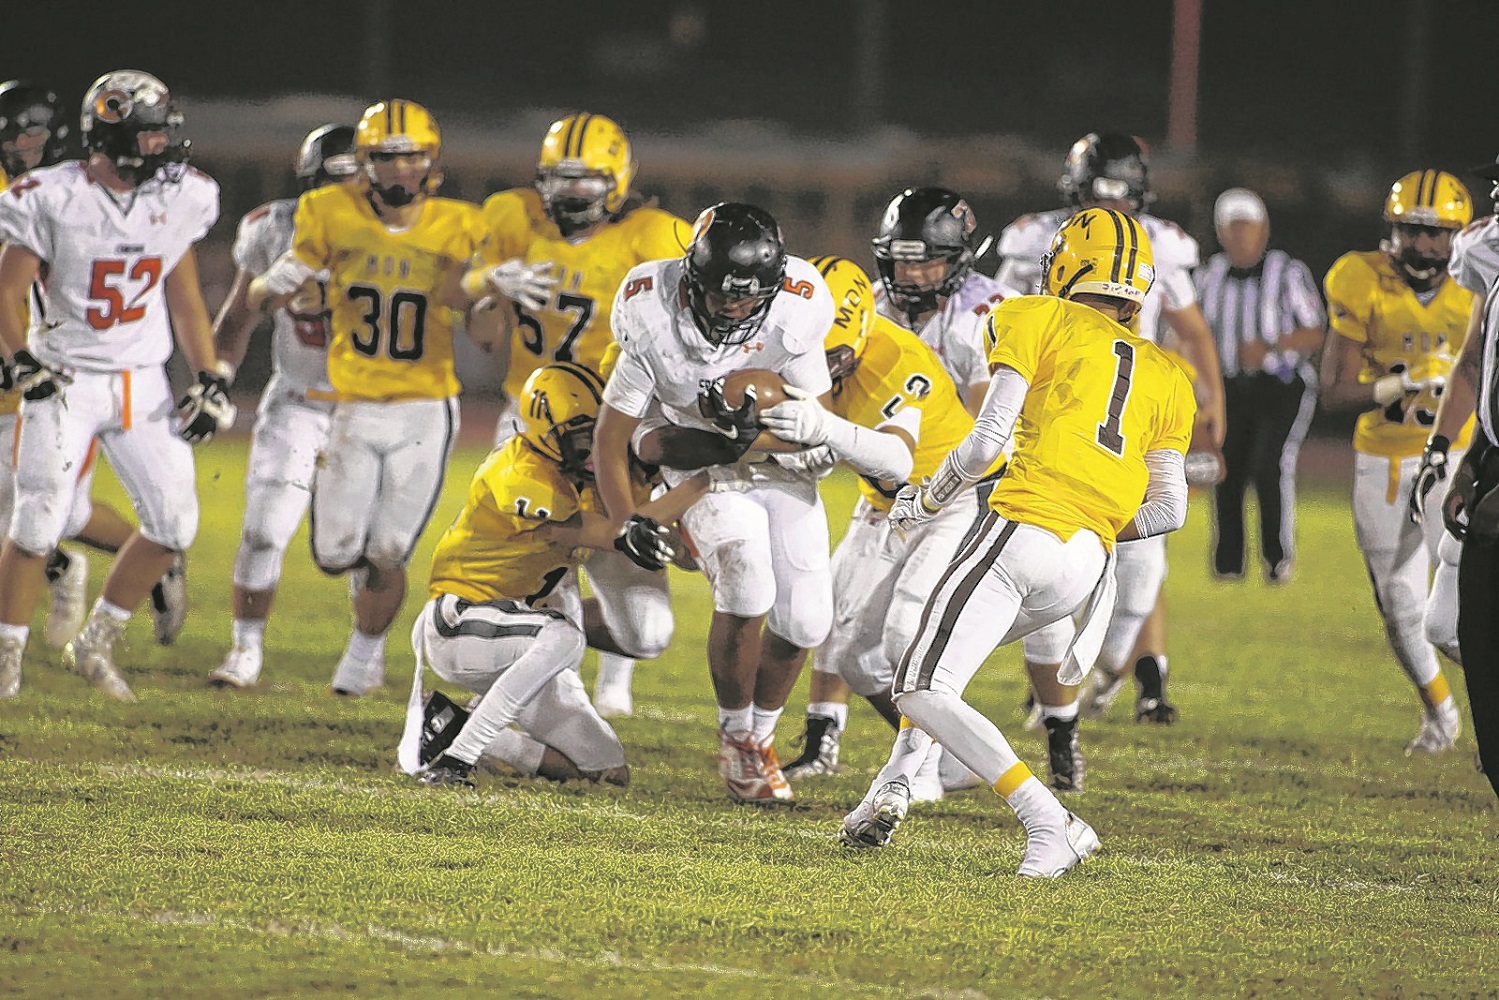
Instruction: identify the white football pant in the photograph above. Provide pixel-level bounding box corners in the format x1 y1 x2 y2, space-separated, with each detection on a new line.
1022 533 1165 673
1 412 96 545
232 390 332 591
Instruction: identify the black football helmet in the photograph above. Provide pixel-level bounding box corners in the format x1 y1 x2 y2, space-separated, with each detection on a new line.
0 80 71 178
684 202 786 346
295 123 358 192
1058 132 1154 212
870 186 990 321
80 70 188 185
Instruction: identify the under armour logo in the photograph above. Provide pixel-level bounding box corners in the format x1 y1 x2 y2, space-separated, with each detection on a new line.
149 212 167 225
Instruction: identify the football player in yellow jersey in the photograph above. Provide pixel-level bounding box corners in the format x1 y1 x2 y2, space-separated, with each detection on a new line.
248 99 504 697
395 363 708 788
839 209 1195 877
759 256 982 795
478 113 692 717
1320 169 1474 755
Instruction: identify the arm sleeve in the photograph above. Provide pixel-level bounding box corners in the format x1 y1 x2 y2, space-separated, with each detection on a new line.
926 365 1029 506
821 408 916 483
1126 449 1188 538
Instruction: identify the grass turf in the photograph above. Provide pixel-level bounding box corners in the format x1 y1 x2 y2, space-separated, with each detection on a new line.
1 437 1494 999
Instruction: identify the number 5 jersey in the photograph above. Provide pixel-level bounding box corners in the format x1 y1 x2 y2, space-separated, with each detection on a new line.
0 160 219 371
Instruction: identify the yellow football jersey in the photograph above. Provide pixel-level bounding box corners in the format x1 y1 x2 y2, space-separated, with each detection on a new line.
1324 250 1474 457
291 184 487 402
428 437 595 605
830 316 976 511
983 296 1196 548
480 188 690 399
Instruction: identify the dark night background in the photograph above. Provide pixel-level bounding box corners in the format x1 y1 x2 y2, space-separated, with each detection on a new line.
5 0 1497 399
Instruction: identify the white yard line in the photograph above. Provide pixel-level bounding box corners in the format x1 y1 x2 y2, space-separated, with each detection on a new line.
20 903 989 1000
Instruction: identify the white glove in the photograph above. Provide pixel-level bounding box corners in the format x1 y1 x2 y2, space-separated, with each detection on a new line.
771 444 837 479
485 259 558 311
759 385 832 446
1372 367 1442 406
889 481 939 533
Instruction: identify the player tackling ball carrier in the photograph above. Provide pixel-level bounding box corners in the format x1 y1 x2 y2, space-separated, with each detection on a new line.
840 209 1197 877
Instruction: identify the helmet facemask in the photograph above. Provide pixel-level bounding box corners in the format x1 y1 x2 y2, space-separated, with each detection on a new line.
537 164 615 236
84 85 188 185
1384 223 1455 291
872 242 973 322
686 269 781 347
826 344 860 398
363 149 433 207
551 417 597 482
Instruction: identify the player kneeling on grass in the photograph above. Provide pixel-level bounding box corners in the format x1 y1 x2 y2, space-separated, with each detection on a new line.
838 209 1196 878
397 363 708 787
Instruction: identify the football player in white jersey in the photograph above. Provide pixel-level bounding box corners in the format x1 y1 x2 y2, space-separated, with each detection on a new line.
595 202 837 803
871 186 1016 416
0 70 231 701
206 124 359 689
996 133 1226 744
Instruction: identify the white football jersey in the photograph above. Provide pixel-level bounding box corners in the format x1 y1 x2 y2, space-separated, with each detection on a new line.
874 269 1014 397
0 161 218 372
232 198 332 395
604 255 834 439
995 208 1200 345
1449 215 1499 296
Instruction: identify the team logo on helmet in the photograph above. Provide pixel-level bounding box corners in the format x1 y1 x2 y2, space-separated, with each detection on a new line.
92 89 133 124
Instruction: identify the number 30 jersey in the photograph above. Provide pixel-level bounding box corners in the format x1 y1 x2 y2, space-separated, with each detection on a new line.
0 160 219 372
481 187 691 398
291 183 487 401
984 296 1196 548
428 437 593 606
1324 250 1474 458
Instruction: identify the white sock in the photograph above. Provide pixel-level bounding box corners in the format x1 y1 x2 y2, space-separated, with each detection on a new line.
596 653 634 691
483 728 547 776
0 622 29 646
94 598 131 623
751 705 783 746
346 628 386 663
1039 701 1079 721
232 619 266 651
719 705 753 740
807 701 848 730
1004 774 1067 834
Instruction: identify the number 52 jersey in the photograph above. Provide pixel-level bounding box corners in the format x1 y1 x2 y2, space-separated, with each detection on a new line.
0 160 219 372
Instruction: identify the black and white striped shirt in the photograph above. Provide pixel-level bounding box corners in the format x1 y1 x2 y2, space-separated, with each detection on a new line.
1478 272 1499 449
1194 249 1326 382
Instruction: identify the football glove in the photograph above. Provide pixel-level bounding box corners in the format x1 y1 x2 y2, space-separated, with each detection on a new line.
482 259 558 311
176 368 237 444
10 349 70 401
1373 365 1441 406
889 481 939 533
759 385 832 446
697 376 760 443
1408 434 1450 526
770 444 837 479
613 514 674 571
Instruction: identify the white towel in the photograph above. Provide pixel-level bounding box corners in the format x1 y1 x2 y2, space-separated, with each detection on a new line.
1058 547 1119 686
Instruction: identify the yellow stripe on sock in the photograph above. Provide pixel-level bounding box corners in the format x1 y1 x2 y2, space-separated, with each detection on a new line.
993 762 1033 798
1424 673 1451 704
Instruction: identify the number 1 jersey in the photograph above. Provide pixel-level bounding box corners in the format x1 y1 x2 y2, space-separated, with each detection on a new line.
0 160 219 372
291 183 487 401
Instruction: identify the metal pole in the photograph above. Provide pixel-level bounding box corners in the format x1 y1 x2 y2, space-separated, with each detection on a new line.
1167 0 1201 154
854 0 885 132
1398 0 1431 164
364 0 392 99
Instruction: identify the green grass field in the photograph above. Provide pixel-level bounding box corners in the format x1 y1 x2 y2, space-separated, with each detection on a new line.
2 436 1495 999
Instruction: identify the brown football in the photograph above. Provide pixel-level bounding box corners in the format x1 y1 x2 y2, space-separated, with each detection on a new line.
719 368 789 411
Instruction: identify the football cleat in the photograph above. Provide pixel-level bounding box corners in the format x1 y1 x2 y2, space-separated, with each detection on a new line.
1405 699 1460 755
419 690 471 766
208 645 263 689
44 550 88 649
63 614 135 702
149 553 188 646
1043 716 1086 793
0 633 22 699
418 753 477 788
718 729 793 803
1020 692 1044 732
330 645 386 697
1077 668 1127 720
781 714 844 779
839 780 911 849
1133 655 1178 725
1017 811 1101 878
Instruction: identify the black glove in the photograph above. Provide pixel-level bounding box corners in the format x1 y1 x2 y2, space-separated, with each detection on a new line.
613 514 673 571
697 376 760 443
11 349 70 401
176 369 237 444
0 356 11 393
1409 434 1450 526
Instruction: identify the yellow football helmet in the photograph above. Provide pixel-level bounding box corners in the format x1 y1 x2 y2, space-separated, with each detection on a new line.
355 99 440 205
1039 208 1156 307
808 255 874 387
535 113 637 235
519 362 606 480
1384 170 1471 230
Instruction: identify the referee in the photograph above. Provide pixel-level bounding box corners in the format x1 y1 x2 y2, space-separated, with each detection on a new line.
1196 189 1326 582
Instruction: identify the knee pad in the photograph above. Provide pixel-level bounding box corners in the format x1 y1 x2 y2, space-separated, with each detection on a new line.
1022 617 1076 664
767 587 833 651
233 532 289 591
9 488 72 554
609 603 674 660
701 539 776 619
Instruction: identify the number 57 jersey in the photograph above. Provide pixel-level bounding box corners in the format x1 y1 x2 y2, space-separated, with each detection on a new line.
984 296 1196 548
0 160 219 372
291 182 488 401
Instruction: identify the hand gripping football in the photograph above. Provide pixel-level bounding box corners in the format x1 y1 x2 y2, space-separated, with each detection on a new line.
717 368 789 413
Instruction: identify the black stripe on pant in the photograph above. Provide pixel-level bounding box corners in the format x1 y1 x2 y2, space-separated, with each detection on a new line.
1458 445 1499 798
1213 372 1311 577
